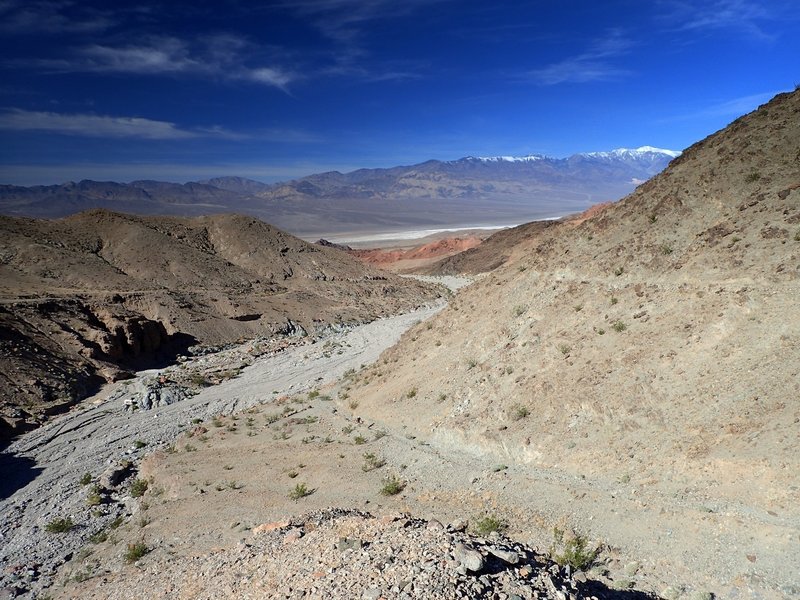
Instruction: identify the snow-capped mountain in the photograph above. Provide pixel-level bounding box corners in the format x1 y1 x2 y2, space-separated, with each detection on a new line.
466 154 547 163
0 146 679 236
580 146 682 159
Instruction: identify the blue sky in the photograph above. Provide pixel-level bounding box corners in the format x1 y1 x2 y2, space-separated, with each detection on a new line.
0 0 797 185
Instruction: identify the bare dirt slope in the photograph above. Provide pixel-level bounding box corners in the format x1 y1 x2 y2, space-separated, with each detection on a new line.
333 91 800 596
422 220 560 275
0 210 442 437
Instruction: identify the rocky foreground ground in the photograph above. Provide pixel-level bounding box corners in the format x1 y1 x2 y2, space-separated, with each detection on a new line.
59 509 655 600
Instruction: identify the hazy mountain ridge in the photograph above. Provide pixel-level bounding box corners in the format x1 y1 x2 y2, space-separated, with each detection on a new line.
0 149 676 237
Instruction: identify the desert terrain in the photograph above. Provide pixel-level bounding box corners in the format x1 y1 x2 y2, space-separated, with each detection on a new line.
0 211 443 438
1 90 798 600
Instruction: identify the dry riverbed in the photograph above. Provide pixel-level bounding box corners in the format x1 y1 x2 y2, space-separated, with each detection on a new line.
0 277 468 599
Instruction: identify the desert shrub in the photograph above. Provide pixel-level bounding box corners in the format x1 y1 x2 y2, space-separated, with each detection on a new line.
79 473 92 486
45 517 74 533
354 435 367 445
124 542 150 563
550 527 598 571
362 452 386 472
189 373 209 387
473 515 507 536
745 172 761 182
612 320 627 332
86 485 103 506
289 483 313 500
130 479 149 498
89 529 108 544
509 404 530 421
380 474 405 496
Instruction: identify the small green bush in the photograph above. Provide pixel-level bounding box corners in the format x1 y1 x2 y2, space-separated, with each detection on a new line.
289 483 313 500
79 473 93 486
133 440 147 449
124 542 150 563
550 527 598 571
509 404 530 421
354 435 367 445
362 452 386 472
130 479 149 498
89 529 108 544
86 485 103 506
745 172 761 183
45 517 75 533
612 320 627 332
473 515 507 536
380 474 405 496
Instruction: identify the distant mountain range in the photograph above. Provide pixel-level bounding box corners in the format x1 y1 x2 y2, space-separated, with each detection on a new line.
0 147 679 238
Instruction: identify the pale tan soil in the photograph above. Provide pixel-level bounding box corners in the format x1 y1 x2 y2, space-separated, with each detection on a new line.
345 90 800 598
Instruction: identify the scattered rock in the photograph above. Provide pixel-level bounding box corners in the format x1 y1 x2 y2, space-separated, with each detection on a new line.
454 542 484 572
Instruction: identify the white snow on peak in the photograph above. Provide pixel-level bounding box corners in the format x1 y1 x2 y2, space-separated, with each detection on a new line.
469 154 547 163
582 146 681 159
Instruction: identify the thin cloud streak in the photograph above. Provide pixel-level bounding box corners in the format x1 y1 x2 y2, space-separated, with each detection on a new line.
18 35 296 91
659 0 781 42
522 31 634 85
0 109 242 140
0 0 115 34
281 0 444 82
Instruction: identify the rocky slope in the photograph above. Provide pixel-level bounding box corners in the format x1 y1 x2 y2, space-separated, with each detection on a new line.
335 90 800 597
58 509 652 600
0 210 442 438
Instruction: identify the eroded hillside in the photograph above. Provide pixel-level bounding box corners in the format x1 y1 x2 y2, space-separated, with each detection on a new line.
0 211 442 437
340 90 800 595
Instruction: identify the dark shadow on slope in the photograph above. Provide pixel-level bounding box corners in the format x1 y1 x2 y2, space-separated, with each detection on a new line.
123 332 198 371
481 550 658 599
0 448 42 500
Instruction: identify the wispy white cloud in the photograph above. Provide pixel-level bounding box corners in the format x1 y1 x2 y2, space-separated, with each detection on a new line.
659 0 783 41
0 0 115 34
523 31 634 85
279 0 443 82
0 108 325 143
660 91 783 122
77 40 197 74
19 34 296 91
244 67 295 89
0 109 243 140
